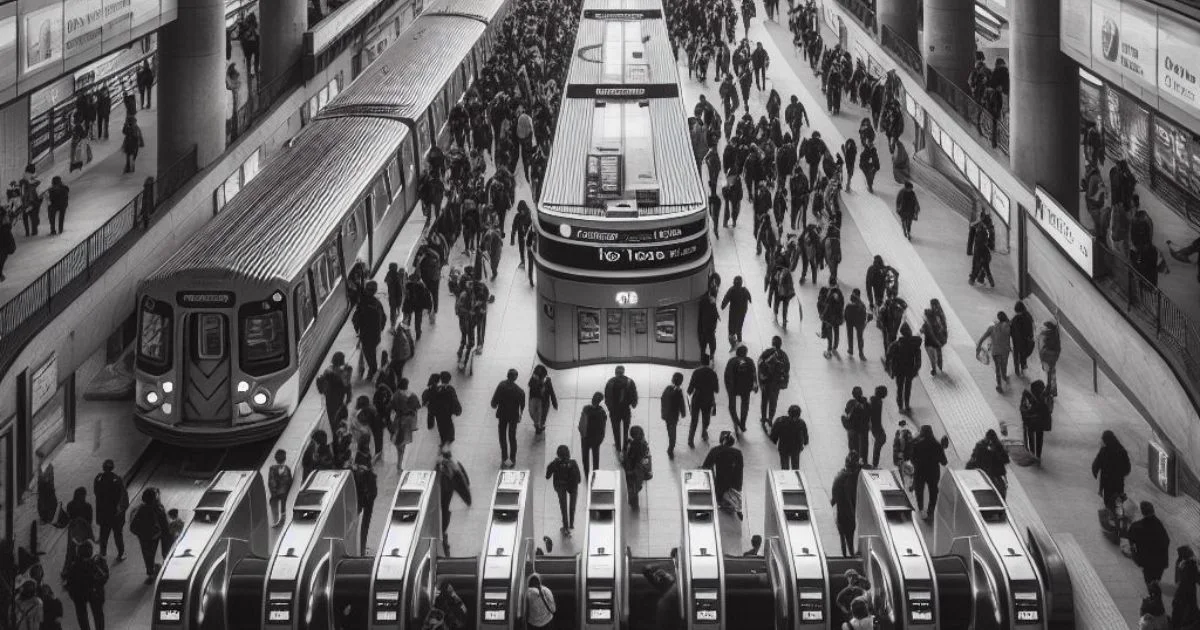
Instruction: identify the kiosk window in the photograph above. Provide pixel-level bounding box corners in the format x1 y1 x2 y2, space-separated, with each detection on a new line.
294 490 326 508
579 311 600 344
607 310 623 335
494 490 520 508
655 309 677 342
393 490 421 508
631 309 647 334
591 490 614 505
782 491 808 507
882 491 910 509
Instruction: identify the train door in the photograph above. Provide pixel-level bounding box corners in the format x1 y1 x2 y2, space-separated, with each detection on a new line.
605 309 649 359
182 312 232 422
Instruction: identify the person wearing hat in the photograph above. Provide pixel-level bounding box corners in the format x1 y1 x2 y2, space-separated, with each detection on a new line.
352 280 388 380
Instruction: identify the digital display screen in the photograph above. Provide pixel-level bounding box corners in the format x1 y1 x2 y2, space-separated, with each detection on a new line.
696 610 717 621
159 610 181 622
538 232 709 272
540 216 707 244
484 611 506 621
694 589 719 623
482 590 508 623
590 608 613 620
268 610 291 622
909 591 933 623
267 593 292 624
1017 611 1039 622
801 611 822 621
1014 591 1040 624
375 591 400 622
157 592 184 624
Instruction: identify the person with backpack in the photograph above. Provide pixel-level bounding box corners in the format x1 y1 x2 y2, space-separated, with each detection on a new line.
435 448 471 556
878 295 906 357
770 405 809 470
819 281 845 358
687 355 721 447
1019 380 1052 462
724 345 758 435
703 431 745 520
604 366 639 453
545 445 583 535
578 392 609 478
920 299 948 375
62 541 106 630
317 353 353 435
661 372 687 460
721 276 753 348
1010 301 1036 378
757 336 791 431
842 387 871 460
92 460 127 561
121 114 143 173
267 450 293 528
910 426 948 519
1127 502 1171 587
886 323 923 414
621 426 652 509
966 429 1010 498
301 430 334 482
830 452 862 555
1092 430 1131 512
128 488 169 584
403 273 433 341
976 311 1013 393
427 371 463 447
525 573 557 630
527 365 558 436
491 369 526 469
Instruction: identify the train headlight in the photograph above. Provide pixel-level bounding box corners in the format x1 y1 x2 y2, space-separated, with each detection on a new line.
162 403 173 415
161 381 174 394
237 381 250 393
145 390 160 405
251 389 271 407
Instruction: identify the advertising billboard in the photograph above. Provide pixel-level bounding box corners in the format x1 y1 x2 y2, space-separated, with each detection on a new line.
22 2 63 74
1158 13 1200 117
64 0 104 58
1060 0 1092 60
1091 0 1157 90
1032 187 1094 277
0 6 17 93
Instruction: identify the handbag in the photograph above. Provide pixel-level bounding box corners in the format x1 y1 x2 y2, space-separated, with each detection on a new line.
976 347 991 365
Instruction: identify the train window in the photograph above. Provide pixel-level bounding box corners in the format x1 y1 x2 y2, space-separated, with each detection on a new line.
400 142 414 184
373 181 388 223
344 212 359 245
240 298 288 376
387 158 403 198
324 241 343 292
294 279 315 334
312 258 331 305
195 314 226 360
137 298 173 374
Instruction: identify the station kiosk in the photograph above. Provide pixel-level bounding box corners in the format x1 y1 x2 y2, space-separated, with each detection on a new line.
679 470 726 629
153 470 270 630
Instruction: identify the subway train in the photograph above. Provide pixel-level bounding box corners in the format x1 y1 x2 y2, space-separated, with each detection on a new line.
133 0 513 447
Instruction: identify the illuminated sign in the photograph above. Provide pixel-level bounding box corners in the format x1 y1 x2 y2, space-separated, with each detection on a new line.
541 217 706 243
540 232 708 272
1030 187 1094 277
581 8 662 18
177 291 236 307
565 83 679 98
1147 441 1176 496
615 291 638 305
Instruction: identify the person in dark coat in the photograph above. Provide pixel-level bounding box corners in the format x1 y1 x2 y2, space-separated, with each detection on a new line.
868 385 889 467
721 276 753 348
128 488 169 583
910 425 947 519
966 429 1011 498
698 289 720 359
62 541 106 630
352 451 378 555
687 355 720 447
545 445 582 535
702 431 745 520
427 371 463 446
724 345 758 434
136 61 154 108
92 459 127 561
844 288 869 360
94 89 112 140
842 386 871 460
604 366 639 453
578 393 608 478
895 181 919 240
1174 546 1200 626
490 369 526 468
769 405 809 470
384 263 404 326
1091 430 1131 512
352 281 387 379
661 372 687 459
1019 380 1052 461
1126 502 1171 586
830 452 862 555
1010 300 1035 377
46 176 68 235
886 323 923 414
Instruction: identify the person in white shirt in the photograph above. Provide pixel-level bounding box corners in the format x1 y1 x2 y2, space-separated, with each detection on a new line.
525 573 556 629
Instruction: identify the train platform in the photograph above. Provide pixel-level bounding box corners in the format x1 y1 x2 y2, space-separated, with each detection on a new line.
0 88 159 305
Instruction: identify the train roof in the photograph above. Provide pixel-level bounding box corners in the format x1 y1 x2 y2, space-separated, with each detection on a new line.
567 13 676 87
144 117 409 285
421 0 511 22
317 15 485 122
581 0 663 11
539 96 704 216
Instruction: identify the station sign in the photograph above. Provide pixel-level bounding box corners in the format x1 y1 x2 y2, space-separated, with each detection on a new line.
1029 187 1094 278
177 291 236 307
565 83 679 98
539 216 706 244
1147 441 1177 496
539 232 708 272
582 8 661 18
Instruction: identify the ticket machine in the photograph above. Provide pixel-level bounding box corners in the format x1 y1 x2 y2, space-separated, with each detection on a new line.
153 470 270 630
932 470 1055 630
856 469 970 630
360 470 441 629
759 469 835 630
577 470 626 629
679 470 725 629
477 470 535 629
261 469 359 629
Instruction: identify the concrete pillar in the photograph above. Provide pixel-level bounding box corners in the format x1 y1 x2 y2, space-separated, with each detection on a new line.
877 0 919 47
157 0 225 170
1010 0 1080 216
0 98 31 186
260 0 306 88
923 0 975 86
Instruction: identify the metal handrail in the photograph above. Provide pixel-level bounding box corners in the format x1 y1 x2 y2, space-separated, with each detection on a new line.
0 145 198 364
1093 243 1200 403
228 62 304 144
833 0 877 33
926 65 1010 156
880 25 923 80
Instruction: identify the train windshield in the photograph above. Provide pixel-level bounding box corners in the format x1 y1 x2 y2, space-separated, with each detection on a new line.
240 297 289 376
138 297 173 374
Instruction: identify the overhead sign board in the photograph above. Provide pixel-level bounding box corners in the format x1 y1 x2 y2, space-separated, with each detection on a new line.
1031 187 1094 277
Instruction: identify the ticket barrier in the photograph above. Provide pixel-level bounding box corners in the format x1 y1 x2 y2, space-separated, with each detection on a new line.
152 470 270 630
254 469 360 630
932 470 1074 630
472 470 537 629
570 470 626 629
856 469 971 630
680 470 726 629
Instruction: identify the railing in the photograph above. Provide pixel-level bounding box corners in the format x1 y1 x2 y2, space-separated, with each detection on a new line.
1093 243 1200 401
880 25 924 81
228 62 304 144
0 145 198 366
926 65 1010 156
833 0 877 34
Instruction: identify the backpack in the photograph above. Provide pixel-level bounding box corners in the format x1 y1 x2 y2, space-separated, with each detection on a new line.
929 313 948 347
758 349 788 386
893 428 913 461
392 325 415 362
268 464 293 499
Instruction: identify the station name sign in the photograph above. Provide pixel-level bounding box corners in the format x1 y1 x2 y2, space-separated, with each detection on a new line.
540 232 709 272
1029 187 1094 278
582 8 662 18
566 84 679 99
177 291 236 307
540 216 706 243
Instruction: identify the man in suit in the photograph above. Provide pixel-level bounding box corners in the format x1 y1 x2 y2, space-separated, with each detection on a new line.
661 372 686 459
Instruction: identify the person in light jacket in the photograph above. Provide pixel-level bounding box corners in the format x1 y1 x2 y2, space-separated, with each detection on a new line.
976 311 1012 393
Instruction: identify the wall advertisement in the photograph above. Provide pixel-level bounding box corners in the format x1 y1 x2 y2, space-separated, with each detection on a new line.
1060 0 1092 60
1032 187 1094 277
1092 0 1157 90
1158 13 1200 115
0 7 18 92
22 3 64 74
64 0 104 57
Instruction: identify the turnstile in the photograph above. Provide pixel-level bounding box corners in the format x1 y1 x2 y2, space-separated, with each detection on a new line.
261 469 359 629
359 470 441 629
761 470 833 629
577 470 625 629
680 470 725 629
153 470 270 630
477 470 535 629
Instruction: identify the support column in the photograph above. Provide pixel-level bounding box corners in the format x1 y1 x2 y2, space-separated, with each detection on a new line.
923 0 975 86
1010 0 1080 216
877 0 919 47
260 0 306 88
157 0 225 170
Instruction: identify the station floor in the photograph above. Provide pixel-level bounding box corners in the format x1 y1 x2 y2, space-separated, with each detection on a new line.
20 12 1200 630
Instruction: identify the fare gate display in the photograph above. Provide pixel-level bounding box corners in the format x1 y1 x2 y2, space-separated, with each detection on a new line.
370 470 441 629
764 470 831 629
580 470 626 630
153 470 270 630
479 471 535 629
680 470 725 628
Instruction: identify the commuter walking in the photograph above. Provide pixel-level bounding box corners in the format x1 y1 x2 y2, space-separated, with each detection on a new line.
661 372 687 459
842 387 871 460
604 366 639 453
910 426 947 520
830 452 862 556
886 323 923 414
121 115 143 173
1127 502 1171 587
546 445 582 535
966 430 1010 498
128 488 169 584
1011 301 1035 377
724 345 758 435
757 336 791 431
92 460 128 561
427 372 463 446
699 289 720 358
1092 430 1132 512
389 378 420 472
844 289 868 360
895 181 919 240
491 369 526 468
621 426 651 509
1037 321 1061 396
95 89 111 139
578 393 608 478
136 61 154 108
46 177 68 235
13 577 44 630
384 263 404 326
434 448 471 556
920 299 947 375
316 352 352 434
868 386 888 468
527 365 558 435
703 431 745 520
769 405 809 470
721 276 753 348
1173 546 1200 625
63 541 107 630
267 449 292 527
352 281 388 380
976 312 1013 392
687 355 720 447
1019 380 1052 461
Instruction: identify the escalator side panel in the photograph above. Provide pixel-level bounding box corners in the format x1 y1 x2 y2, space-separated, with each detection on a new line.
628 558 675 630
723 557 774 630
1027 528 1076 630
227 557 268 630
932 556 972 630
